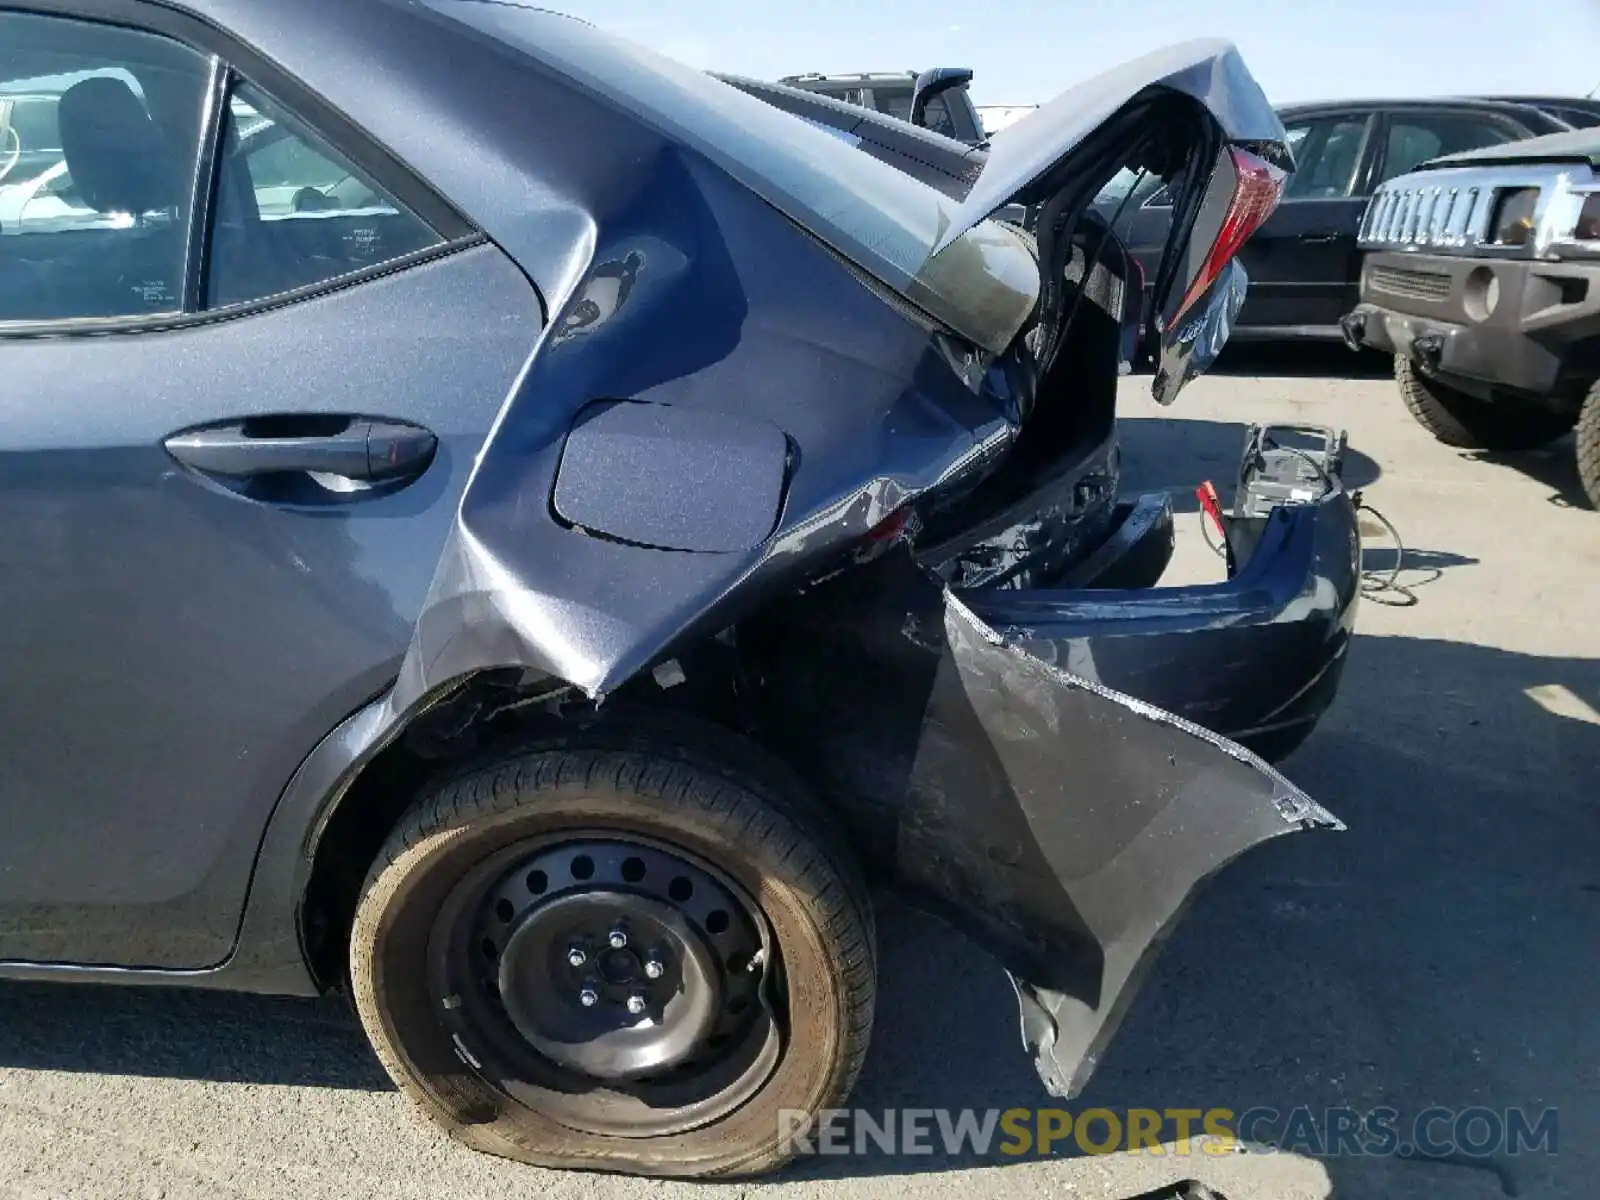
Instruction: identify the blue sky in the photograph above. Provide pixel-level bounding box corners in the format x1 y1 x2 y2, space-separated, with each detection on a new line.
551 0 1600 108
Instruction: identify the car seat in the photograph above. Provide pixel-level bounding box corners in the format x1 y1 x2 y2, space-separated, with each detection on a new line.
53 76 188 316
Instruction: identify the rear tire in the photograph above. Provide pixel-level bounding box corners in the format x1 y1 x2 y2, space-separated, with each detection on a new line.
1395 355 1576 451
349 733 875 1178
1577 379 1600 510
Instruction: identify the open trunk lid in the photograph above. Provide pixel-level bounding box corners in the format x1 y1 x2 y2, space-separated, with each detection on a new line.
933 38 1288 251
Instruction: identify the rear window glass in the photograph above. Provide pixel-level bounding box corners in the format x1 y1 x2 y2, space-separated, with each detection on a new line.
1381 115 1513 183
206 82 442 308
873 85 959 140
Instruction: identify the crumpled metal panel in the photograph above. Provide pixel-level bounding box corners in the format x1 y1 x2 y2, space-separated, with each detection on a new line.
935 39 1287 248
378 151 1019 708
936 594 1341 1096
738 549 1343 1102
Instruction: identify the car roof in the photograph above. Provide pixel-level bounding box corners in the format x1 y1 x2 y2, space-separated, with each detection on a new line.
1277 96 1558 116
1468 96 1600 127
780 72 919 85
714 73 983 197
1466 94 1600 109
1275 96 1570 140
718 74 976 150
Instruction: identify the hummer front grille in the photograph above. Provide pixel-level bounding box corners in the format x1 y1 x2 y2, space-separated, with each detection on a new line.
1359 162 1592 256
1360 181 1495 250
1367 265 1452 302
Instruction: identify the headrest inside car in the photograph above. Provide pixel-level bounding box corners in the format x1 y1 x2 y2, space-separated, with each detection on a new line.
57 76 181 217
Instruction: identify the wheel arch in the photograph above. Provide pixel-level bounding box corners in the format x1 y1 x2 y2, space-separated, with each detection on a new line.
266 640 814 993
286 668 578 991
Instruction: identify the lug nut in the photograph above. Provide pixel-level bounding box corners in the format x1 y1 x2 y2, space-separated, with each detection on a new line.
578 985 599 1008
608 925 629 950
626 992 648 1015
567 945 588 968
644 955 665 980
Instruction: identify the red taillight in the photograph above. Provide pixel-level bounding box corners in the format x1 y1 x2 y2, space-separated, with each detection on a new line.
1174 146 1287 320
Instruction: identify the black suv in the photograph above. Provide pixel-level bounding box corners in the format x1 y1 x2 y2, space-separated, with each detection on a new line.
1098 99 1574 341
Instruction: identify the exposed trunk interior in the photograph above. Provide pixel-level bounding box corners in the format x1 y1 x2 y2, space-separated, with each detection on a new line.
915 96 1215 592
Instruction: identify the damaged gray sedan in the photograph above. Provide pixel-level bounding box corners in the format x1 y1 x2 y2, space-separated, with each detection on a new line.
0 0 1356 1179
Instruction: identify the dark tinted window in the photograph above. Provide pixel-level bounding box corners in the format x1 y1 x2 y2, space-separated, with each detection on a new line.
0 12 211 321
873 85 959 139
5 96 61 152
1379 113 1514 183
1541 106 1599 128
797 83 865 107
1096 166 1170 213
1281 115 1369 200
206 82 444 308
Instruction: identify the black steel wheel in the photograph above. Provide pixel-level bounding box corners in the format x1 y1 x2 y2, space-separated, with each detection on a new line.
434 833 780 1137
350 733 875 1178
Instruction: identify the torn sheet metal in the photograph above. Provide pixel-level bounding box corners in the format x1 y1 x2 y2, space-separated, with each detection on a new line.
937 593 1340 1097
741 554 1341 1103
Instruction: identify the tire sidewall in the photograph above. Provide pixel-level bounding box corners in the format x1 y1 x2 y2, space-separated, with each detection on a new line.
1577 380 1600 510
350 750 862 1177
1397 355 1576 451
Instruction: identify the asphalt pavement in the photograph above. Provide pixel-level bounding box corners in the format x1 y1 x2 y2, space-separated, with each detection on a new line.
2 348 1596 1200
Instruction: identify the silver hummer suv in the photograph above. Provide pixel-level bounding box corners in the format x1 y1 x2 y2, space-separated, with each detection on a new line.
1343 127 1600 508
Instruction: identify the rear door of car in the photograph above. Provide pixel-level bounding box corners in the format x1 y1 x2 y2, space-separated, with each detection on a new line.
0 2 539 970
1231 107 1378 333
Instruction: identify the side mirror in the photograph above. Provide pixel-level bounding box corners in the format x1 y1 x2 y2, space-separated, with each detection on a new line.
909 67 974 129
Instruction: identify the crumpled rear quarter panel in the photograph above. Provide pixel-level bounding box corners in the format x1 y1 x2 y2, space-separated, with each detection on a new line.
385 150 1014 709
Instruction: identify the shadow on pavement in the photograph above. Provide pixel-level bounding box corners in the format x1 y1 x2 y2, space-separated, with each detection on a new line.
789 634 1599 1199
1356 546 1480 608
0 983 389 1091
0 649 1589 1198
1119 417 1383 513
1210 344 1390 380
1468 435 1595 512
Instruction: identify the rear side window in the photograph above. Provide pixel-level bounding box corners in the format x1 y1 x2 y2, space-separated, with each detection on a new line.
4 96 61 154
1280 116 1369 200
1541 105 1600 129
873 86 956 140
206 82 444 308
0 12 211 321
1379 114 1514 183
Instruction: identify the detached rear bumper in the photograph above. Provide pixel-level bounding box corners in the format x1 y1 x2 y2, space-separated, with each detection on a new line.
969 476 1359 763
749 424 1357 1100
